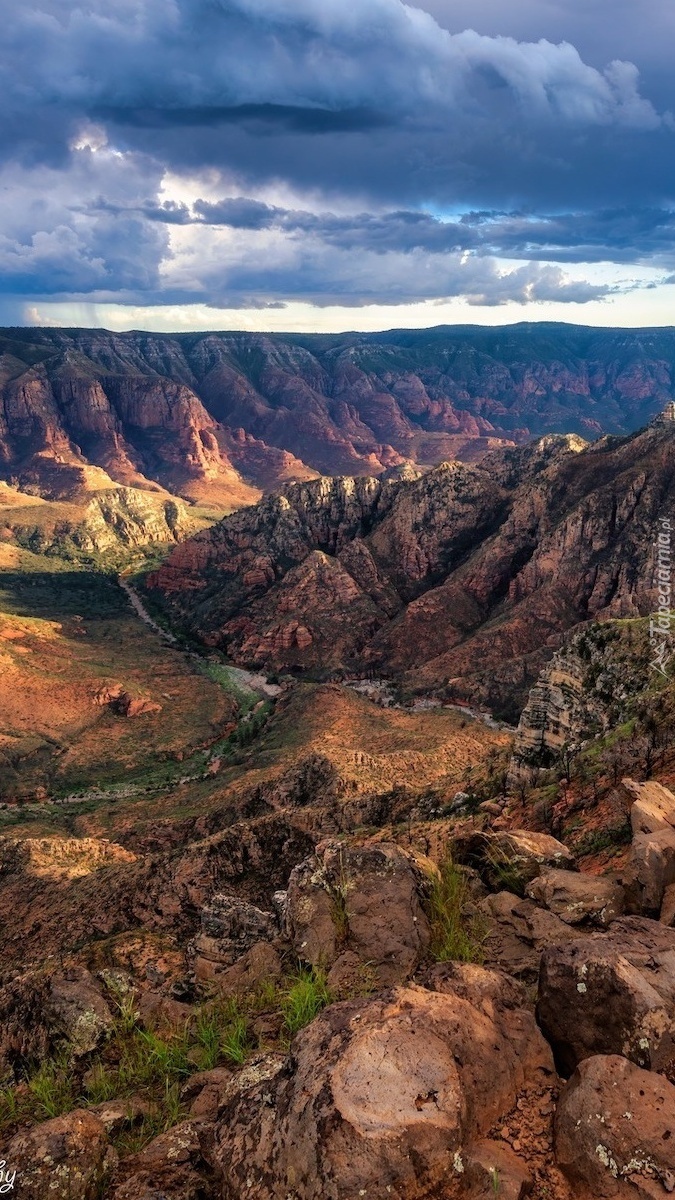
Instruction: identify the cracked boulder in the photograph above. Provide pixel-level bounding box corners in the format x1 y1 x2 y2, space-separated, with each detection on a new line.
47 968 114 1056
285 840 433 984
554 1055 675 1198
525 868 624 928
538 917 675 1074
623 778 675 915
475 891 580 983
452 830 575 893
215 977 555 1200
109 1120 219 1200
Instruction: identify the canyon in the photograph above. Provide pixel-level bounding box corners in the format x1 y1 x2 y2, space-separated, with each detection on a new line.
2 326 675 1199
4 322 675 517
149 416 675 720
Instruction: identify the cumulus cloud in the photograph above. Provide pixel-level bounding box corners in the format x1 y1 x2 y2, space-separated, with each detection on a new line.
0 0 674 316
0 0 663 131
0 139 167 295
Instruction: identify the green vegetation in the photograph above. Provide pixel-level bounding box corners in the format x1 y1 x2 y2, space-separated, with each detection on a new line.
198 661 258 715
427 856 487 964
281 967 333 1036
0 960 344 1151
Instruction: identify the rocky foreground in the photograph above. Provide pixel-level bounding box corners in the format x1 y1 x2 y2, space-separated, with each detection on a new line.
1 775 675 1199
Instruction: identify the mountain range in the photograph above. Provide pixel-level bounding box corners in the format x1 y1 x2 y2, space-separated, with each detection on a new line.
3 323 675 520
149 416 674 720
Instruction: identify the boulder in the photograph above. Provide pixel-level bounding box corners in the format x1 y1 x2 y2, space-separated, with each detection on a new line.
216 980 555 1199
285 841 432 983
87 1096 151 1136
476 891 579 982
624 778 675 835
47 968 114 1056
525 868 624 928
453 830 575 892
538 917 675 1074
4 1109 116 1199
661 882 675 927
0 971 51 1083
195 940 282 994
191 895 282 992
631 828 675 914
182 1068 234 1120
554 1055 675 1198
194 895 278 963
462 1141 534 1199
114 691 162 718
621 779 675 915
136 990 196 1030
109 1120 218 1200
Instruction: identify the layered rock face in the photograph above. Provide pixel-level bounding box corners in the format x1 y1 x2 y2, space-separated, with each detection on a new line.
150 420 675 715
510 621 652 776
0 338 314 509
5 322 675 499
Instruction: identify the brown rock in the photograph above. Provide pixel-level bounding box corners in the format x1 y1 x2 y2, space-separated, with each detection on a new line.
525 868 624 927
326 949 374 998
87 1096 151 1135
109 1120 218 1200
538 917 675 1073
4 1109 116 1199
554 1055 675 1198
477 891 580 982
181 1069 233 1120
462 1140 534 1199
661 882 675 927
114 691 162 718
195 940 282 995
136 990 196 1030
453 829 575 892
286 841 432 983
624 777 675 835
215 982 555 1199
631 827 675 914
47 968 114 1056
191 894 279 978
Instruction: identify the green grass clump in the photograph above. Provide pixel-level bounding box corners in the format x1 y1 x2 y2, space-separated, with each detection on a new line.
27 1052 76 1119
427 857 487 964
281 968 332 1036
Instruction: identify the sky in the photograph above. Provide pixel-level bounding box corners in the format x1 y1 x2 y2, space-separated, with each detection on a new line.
3 0 675 332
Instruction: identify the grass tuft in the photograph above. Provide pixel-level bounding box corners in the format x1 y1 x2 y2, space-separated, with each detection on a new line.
281 967 332 1036
427 856 488 964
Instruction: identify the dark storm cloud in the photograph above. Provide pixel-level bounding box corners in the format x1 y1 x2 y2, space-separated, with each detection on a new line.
1 0 670 200
130 196 675 269
2 0 675 311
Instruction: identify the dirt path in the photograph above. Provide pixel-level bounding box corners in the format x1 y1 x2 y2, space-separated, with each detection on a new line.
118 576 281 698
118 575 177 643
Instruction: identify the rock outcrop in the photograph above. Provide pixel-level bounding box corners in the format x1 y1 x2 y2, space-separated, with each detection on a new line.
537 917 675 1073
285 841 433 984
3 1110 117 1199
215 978 555 1200
452 829 575 891
525 868 624 928
624 779 675 915
554 1055 675 1198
